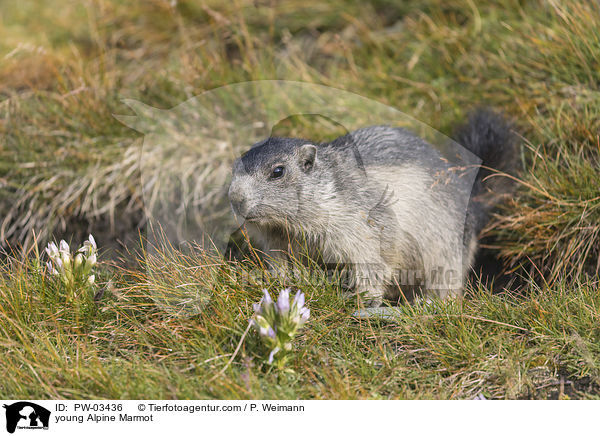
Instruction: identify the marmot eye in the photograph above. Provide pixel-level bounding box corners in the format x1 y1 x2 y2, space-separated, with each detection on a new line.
270 166 285 179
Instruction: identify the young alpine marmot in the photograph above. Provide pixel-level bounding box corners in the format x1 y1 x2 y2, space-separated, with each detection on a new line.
227 109 516 306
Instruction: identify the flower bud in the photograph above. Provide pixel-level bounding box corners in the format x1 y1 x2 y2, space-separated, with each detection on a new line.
262 289 273 305
87 253 97 268
255 315 271 331
63 268 74 284
293 290 305 310
61 251 72 271
54 257 64 273
300 307 310 324
261 290 276 320
276 288 290 314
46 261 58 276
74 253 84 270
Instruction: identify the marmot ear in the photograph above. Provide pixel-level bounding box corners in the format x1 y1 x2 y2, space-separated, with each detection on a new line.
299 144 317 171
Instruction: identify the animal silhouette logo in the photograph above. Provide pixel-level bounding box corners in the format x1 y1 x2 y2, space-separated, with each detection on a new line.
115 80 480 314
3 402 50 434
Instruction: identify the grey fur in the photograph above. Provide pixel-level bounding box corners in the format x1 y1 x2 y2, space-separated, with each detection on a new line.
228 109 516 306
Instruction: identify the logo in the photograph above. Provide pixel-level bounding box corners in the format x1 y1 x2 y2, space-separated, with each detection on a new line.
116 81 480 314
3 402 50 434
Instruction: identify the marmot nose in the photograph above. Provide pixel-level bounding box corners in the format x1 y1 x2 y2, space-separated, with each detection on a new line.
228 186 248 217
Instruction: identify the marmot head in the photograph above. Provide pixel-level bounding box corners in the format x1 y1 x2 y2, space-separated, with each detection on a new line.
229 137 321 229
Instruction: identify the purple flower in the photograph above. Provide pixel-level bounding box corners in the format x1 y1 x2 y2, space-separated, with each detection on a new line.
88 234 97 250
45 242 58 258
276 288 290 314
300 307 310 323
262 289 272 305
293 290 305 310
45 235 98 286
79 234 97 256
250 288 310 367
46 261 58 275
59 240 70 253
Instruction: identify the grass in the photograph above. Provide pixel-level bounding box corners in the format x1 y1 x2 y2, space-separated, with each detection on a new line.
0 0 599 399
2 242 599 399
